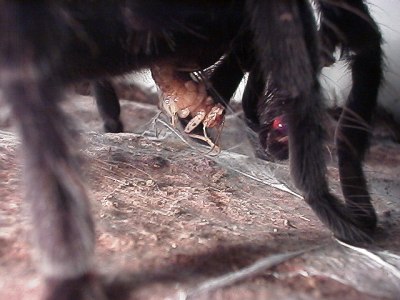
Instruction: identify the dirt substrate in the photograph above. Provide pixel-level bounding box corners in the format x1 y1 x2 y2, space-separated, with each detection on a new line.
0 89 400 299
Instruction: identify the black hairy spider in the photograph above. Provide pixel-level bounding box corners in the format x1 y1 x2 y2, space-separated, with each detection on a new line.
0 1 382 299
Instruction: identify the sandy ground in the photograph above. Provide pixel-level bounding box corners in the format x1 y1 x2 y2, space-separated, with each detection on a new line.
0 84 400 299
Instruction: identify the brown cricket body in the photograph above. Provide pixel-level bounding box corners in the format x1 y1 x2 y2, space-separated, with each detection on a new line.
152 62 225 152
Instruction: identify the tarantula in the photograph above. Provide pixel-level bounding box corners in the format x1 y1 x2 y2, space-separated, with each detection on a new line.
0 1 382 299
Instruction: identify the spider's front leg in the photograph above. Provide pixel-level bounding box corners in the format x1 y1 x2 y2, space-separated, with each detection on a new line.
247 0 375 243
319 0 382 230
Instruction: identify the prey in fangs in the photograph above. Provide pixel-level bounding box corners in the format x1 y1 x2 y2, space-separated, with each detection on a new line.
152 63 225 153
